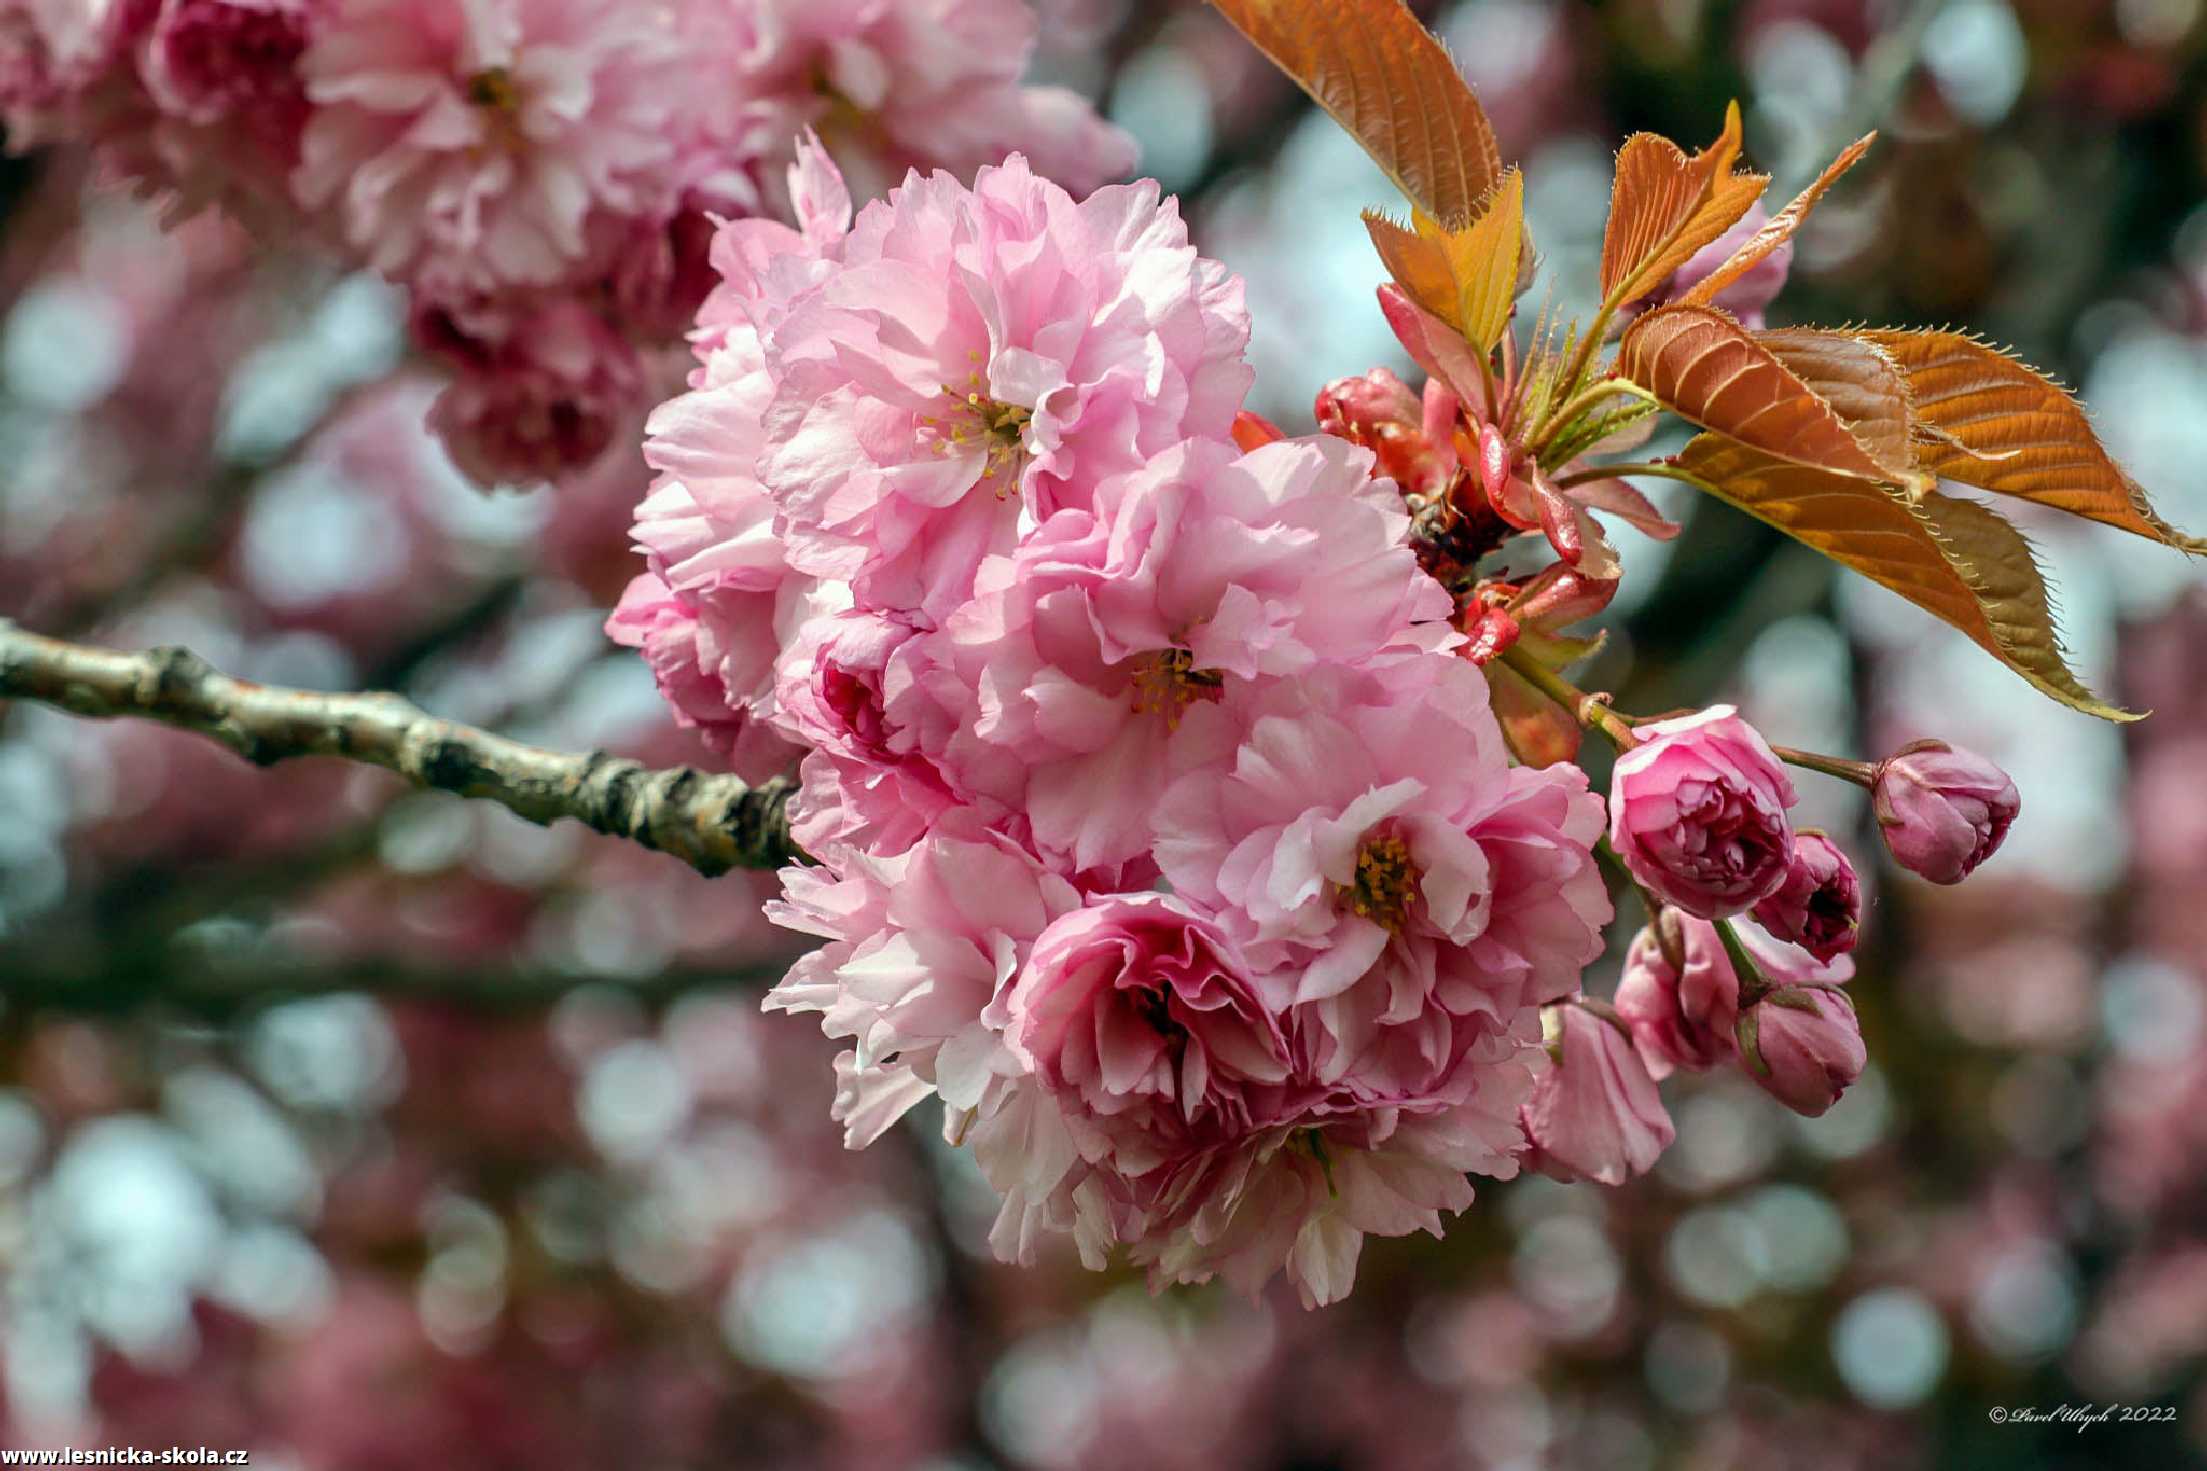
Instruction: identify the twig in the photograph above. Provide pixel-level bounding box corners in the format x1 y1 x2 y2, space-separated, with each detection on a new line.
0 620 799 876
0 949 797 1019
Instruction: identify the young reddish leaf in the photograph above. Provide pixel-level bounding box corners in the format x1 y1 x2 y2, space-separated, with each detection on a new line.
1618 306 1894 483
1375 283 1493 415
1449 169 1525 352
1754 327 1922 485
1210 0 1501 227
1599 102 1771 309
1859 328 2207 553
1531 468 1622 580
1673 434 2138 722
1678 133 1875 311
1364 169 1527 354
1562 475 1683 540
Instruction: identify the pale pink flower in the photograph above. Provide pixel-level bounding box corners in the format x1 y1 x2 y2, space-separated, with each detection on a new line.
1121 1072 1532 1308
757 152 1252 619
1614 914 1853 1078
763 815 1082 1145
1739 982 1865 1117
1608 703 1797 918
710 0 1136 207
606 147 851 762
1872 738 2020 884
294 0 691 293
1751 830 1862 962
1520 1002 1675 1185
1156 655 1611 1096
425 300 645 486
769 612 961 855
908 435 1451 872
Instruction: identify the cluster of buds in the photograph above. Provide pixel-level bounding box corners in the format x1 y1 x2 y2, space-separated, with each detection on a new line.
1512 700 2022 1181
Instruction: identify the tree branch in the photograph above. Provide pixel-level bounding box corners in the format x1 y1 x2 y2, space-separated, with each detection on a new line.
0 620 800 875
0 949 797 1019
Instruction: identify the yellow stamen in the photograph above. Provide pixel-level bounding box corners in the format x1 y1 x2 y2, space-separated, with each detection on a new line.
1129 647 1224 725
465 67 519 111
1347 832 1419 932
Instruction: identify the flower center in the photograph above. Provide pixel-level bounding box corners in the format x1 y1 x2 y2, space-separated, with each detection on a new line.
919 363 1032 493
464 66 520 111
1129 646 1224 725
1347 831 1419 932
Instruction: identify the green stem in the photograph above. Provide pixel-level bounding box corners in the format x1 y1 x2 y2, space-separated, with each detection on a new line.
1498 645 1639 750
1714 917 1771 1006
1595 835 1673 934
1550 461 1712 492
1770 743 1876 786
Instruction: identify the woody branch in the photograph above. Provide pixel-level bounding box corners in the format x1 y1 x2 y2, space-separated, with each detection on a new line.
0 620 800 876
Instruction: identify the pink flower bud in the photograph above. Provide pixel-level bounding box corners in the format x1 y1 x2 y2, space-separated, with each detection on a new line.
1607 705 1797 918
1521 1003 1675 1185
1872 739 2020 884
1737 985 1866 1117
1615 913 1855 1078
1612 914 1740 1076
1461 605 1520 666
1750 832 1861 962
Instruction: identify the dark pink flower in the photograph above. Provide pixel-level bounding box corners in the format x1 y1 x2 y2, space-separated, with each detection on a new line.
1607 703 1797 918
988 896 1294 1174
1751 830 1862 961
140 0 307 125
425 301 646 487
1872 738 2020 883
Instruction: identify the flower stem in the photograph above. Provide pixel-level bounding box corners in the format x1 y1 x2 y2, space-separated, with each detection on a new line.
1497 645 1639 749
1595 835 1671 932
1770 744 1876 785
1714 917 1772 1006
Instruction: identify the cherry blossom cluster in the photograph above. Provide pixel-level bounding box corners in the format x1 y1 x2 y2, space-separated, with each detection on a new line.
0 0 1131 488
608 136 1624 1305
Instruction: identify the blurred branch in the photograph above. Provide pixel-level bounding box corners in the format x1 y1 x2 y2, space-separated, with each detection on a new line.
0 620 799 876
0 949 795 1019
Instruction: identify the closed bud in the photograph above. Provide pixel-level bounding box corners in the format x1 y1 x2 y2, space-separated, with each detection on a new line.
1872 739 2020 884
1737 985 1866 1117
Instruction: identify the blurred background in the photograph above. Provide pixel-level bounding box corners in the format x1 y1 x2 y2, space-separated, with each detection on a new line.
3 0 2207 1466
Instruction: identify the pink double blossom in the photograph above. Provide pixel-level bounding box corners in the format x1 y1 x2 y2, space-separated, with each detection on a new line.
908 435 1451 872
1155 656 1611 1093
1608 704 1798 918
758 153 1251 620
294 0 692 294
